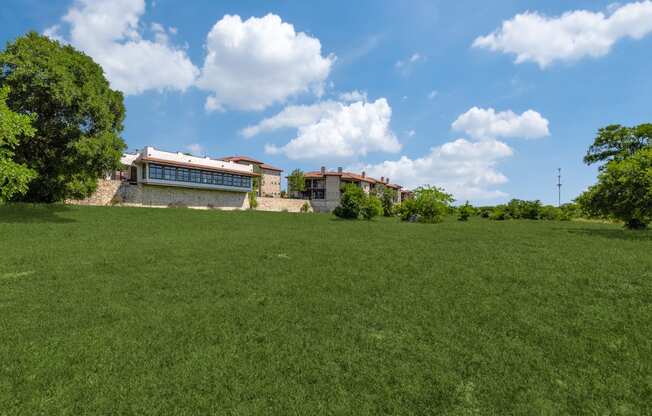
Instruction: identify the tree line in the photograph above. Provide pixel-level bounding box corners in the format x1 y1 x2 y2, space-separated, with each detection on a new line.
328 124 652 229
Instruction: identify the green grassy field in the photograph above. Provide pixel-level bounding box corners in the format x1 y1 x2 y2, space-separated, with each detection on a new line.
1 204 651 415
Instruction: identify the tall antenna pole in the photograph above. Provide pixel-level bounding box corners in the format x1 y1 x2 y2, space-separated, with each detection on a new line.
557 168 562 207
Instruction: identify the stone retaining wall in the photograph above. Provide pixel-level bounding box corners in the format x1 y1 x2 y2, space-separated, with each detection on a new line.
66 180 123 206
68 180 248 210
255 197 312 212
68 180 314 212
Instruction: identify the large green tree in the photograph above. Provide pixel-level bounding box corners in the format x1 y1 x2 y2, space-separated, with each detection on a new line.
577 147 652 229
0 86 36 202
584 124 652 167
287 169 305 197
0 32 126 202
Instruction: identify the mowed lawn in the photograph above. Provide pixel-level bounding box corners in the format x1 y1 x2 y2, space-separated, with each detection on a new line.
1 205 651 415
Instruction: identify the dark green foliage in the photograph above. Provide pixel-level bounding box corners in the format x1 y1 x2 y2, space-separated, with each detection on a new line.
0 86 36 202
584 123 652 167
380 187 396 217
487 200 566 221
539 205 561 221
248 191 258 209
477 207 493 218
397 185 453 223
0 32 126 202
287 169 306 196
577 147 652 229
1 204 651 414
362 195 383 220
559 203 582 221
457 201 474 221
333 183 380 220
489 205 509 221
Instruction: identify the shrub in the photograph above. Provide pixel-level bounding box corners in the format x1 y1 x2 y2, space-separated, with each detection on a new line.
539 205 561 221
380 188 397 217
478 207 492 218
333 183 367 219
559 203 581 221
300 202 310 213
362 195 383 220
457 201 474 221
489 205 509 221
398 186 453 224
248 191 258 209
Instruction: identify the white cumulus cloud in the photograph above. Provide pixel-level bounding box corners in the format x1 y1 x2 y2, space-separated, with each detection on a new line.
240 100 342 138
451 107 550 140
359 139 514 201
264 98 401 160
473 1 652 68
44 0 199 95
338 90 368 102
197 14 334 111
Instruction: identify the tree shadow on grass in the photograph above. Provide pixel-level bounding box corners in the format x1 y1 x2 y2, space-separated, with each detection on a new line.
565 228 652 242
0 204 76 224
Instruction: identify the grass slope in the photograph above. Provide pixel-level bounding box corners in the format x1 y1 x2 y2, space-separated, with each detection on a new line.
1 204 651 415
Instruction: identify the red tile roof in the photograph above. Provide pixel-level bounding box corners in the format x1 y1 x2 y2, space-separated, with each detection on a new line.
221 156 283 172
259 163 283 172
220 155 263 164
301 170 402 188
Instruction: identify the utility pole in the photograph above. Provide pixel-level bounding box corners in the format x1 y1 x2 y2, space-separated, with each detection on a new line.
557 168 562 207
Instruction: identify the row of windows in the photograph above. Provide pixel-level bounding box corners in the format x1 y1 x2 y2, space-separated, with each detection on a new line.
148 164 252 189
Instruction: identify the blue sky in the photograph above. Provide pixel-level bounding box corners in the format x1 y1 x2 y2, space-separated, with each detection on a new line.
2 0 652 204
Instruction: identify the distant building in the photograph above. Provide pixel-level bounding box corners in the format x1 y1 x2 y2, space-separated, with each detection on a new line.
220 156 283 197
125 147 256 192
293 166 404 212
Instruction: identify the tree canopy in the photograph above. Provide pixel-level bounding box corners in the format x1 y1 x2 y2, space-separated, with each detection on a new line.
398 185 453 223
0 32 126 202
584 124 652 167
287 169 305 196
0 86 36 202
577 147 652 229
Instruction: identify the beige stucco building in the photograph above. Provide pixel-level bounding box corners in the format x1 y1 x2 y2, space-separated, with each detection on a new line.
220 156 282 198
294 167 404 213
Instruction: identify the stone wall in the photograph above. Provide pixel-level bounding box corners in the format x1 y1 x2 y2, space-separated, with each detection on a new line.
261 169 282 197
255 197 312 212
66 180 124 206
120 183 249 210
68 180 249 210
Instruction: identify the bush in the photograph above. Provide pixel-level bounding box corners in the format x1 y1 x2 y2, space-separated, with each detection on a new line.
300 202 310 213
559 203 581 221
457 201 474 221
333 183 367 219
380 188 397 217
398 186 453 224
248 191 258 209
489 205 509 221
539 205 561 221
362 196 383 220
478 207 492 218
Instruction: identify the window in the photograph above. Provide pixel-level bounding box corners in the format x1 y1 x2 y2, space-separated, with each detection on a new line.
147 163 251 190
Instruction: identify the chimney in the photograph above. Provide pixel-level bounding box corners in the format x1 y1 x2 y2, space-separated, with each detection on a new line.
320 166 326 174
337 167 343 173
361 171 366 178
380 176 384 183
